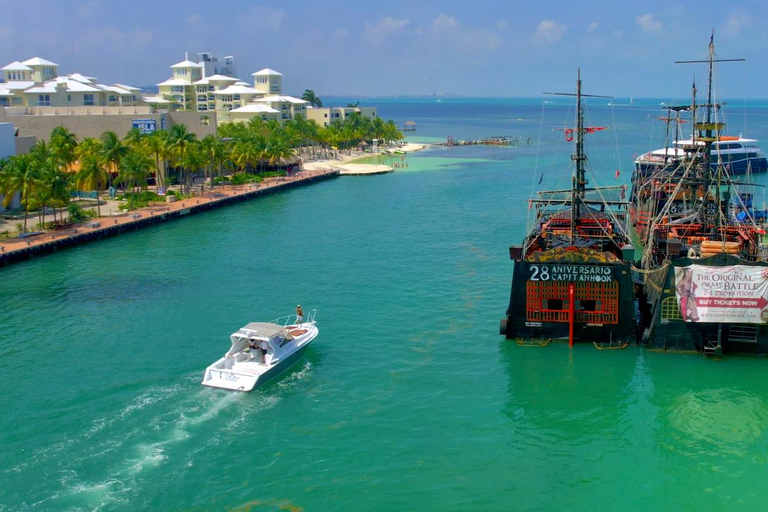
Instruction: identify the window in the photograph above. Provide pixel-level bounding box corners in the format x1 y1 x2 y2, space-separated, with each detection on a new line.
67 94 71 102
197 95 207 102
196 86 207 93
108 95 117 102
197 105 208 111
543 299 565 311
171 86 184 93
37 94 51 106
233 94 240 100
177 68 187 76
0 97 8 106
661 296 682 320
83 94 94 105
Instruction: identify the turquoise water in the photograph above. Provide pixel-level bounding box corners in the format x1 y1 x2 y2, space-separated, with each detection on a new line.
4 98 768 510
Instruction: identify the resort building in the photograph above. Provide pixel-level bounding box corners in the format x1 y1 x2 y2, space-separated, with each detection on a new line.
192 52 237 79
305 106 378 127
0 57 145 109
156 58 310 124
0 52 376 143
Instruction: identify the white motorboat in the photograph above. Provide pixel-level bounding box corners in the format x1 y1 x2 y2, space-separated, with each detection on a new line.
202 310 318 391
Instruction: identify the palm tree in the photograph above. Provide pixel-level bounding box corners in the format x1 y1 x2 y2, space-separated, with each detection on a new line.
99 131 128 188
301 89 323 108
115 151 155 209
169 124 196 194
49 126 78 171
0 154 40 232
230 137 261 173
75 137 107 217
144 130 170 189
181 140 206 192
123 128 146 150
200 134 228 187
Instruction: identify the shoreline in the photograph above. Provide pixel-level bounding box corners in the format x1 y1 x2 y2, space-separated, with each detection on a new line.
0 169 338 267
302 142 430 175
0 143 431 267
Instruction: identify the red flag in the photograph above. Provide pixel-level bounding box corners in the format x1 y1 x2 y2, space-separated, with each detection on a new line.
615 169 620 178
528 199 533 210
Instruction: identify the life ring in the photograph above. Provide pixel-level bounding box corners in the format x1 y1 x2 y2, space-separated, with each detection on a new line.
687 247 697 258
564 129 574 142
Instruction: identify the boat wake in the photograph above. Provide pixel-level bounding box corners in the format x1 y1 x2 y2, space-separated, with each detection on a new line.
10 374 286 510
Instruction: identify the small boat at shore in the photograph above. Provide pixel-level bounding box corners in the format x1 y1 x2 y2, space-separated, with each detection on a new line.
202 310 318 391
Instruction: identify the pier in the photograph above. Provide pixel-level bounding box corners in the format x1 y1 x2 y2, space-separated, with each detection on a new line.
0 169 339 267
441 135 534 147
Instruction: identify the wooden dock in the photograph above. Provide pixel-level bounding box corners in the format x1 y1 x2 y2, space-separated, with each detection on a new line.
441 136 534 147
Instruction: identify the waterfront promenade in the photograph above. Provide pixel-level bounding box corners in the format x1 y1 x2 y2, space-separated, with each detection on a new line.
0 142 429 267
0 169 338 266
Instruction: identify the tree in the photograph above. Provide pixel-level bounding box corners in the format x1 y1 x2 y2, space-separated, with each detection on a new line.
75 137 107 217
0 154 40 232
49 126 78 171
200 134 228 186
144 130 170 189
115 151 155 209
301 89 323 108
168 124 196 194
99 131 128 188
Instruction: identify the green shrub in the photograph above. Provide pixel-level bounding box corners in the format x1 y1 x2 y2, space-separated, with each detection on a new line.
231 173 258 185
67 203 87 222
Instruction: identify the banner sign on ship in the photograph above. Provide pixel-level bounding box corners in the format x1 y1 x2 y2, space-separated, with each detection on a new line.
674 265 768 323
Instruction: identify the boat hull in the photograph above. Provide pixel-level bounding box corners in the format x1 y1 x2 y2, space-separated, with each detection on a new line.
501 259 637 344
641 254 768 355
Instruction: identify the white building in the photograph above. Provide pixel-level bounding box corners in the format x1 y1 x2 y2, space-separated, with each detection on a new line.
0 57 145 108
157 58 309 124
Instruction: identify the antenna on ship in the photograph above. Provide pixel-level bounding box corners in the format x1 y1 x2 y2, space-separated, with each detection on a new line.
544 68 611 243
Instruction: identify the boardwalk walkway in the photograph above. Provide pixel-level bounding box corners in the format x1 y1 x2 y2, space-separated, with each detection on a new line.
0 169 338 267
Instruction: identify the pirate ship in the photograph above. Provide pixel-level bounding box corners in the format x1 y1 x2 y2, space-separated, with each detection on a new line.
500 71 637 347
633 35 768 355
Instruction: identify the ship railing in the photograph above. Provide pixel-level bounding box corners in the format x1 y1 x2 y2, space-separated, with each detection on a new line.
271 309 317 327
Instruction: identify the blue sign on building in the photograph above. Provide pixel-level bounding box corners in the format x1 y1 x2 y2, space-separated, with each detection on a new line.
132 118 157 134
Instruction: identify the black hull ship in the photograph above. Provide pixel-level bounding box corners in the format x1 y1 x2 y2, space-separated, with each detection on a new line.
633 36 768 356
500 71 637 348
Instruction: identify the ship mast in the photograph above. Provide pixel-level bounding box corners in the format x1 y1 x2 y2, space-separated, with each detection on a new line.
572 70 586 241
676 32 744 239
544 69 611 243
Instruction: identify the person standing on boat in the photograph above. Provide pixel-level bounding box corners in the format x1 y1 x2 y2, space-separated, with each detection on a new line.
259 339 270 366
296 305 304 324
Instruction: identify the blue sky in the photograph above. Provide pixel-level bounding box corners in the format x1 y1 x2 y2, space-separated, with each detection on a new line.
2 0 767 98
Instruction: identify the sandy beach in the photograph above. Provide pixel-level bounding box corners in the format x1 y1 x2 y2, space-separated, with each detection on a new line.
302 142 430 175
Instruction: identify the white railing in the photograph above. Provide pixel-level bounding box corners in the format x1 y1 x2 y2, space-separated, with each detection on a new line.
271 309 317 327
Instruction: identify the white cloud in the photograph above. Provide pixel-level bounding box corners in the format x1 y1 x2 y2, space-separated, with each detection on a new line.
432 13 457 32
587 22 598 33
423 14 503 53
187 13 202 24
364 16 409 45
723 9 751 36
496 20 509 31
534 20 567 44
245 6 285 32
636 14 662 32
